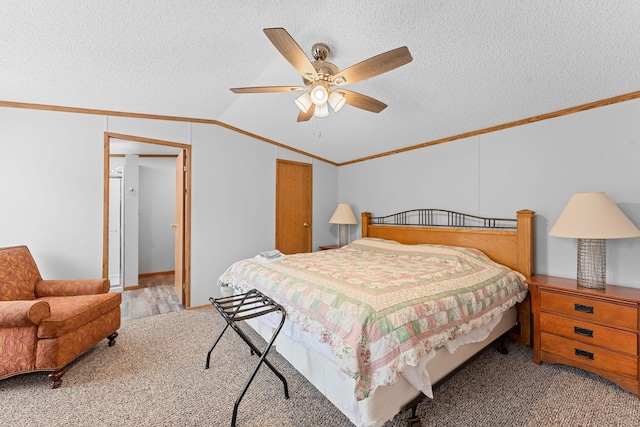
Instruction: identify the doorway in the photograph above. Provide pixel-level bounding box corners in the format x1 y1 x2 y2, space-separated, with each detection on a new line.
103 132 192 308
275 159 312 254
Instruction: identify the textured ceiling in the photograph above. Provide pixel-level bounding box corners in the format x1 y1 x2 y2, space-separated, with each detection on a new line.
2 1 639 164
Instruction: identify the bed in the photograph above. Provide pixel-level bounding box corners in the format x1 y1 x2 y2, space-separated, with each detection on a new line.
218 208 534 426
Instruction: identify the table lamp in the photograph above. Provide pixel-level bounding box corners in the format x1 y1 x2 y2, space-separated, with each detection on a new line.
549 191 640 289
329 204 358 247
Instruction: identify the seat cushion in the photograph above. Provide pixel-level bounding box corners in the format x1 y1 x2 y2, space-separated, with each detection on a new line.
0 245 42 301
37 292 122 339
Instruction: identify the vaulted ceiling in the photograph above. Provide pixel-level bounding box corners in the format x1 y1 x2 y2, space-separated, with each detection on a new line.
2 1 639 164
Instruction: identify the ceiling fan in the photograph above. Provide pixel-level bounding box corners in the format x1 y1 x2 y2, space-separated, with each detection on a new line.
230 28 413 122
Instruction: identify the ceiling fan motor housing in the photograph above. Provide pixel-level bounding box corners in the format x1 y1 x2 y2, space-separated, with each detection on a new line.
312 43 330 61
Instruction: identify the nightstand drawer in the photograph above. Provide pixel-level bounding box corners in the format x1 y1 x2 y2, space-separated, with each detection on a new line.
541 332 638 378
540 291 637 329
540 312 637 356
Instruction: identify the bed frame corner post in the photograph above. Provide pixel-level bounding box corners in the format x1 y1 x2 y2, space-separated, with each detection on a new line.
515 209 535 347
515 209 534 279
362 212 372 237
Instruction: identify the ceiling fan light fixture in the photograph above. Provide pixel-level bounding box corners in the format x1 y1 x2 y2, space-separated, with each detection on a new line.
295 92 313 113
313 102 329 118
328 91 346 112
310 85 329 105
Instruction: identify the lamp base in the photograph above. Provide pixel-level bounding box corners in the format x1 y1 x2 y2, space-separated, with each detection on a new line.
576 238 606 289
338 224 349 247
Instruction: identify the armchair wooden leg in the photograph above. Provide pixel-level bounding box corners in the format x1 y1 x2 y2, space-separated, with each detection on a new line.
107 332 118 347
46 332 117 389
48 368 66 389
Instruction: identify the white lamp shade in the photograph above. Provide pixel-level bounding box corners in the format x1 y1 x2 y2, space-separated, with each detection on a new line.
310 85 329 105
329 204 358 225
328 91 346 112
549 191 640 239
295 92 312 113
313 102 329 117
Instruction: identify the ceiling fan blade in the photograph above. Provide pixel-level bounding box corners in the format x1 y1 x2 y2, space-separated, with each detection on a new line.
297 105 314 122
230 86 306 94
264 28 318 81
338 90 387 113
332 46 412 86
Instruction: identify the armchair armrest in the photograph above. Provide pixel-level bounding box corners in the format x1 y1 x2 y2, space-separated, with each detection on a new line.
35 278 110 298
0 300 51 327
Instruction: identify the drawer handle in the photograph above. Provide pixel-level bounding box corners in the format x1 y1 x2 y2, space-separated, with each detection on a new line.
575 348 594 360
574 303 594 314
573 326 594 338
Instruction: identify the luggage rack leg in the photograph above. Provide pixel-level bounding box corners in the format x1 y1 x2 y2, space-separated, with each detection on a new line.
205 289 288 427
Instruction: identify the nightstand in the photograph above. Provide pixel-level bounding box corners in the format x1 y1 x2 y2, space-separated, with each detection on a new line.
318 245 340 251
527 275 640 397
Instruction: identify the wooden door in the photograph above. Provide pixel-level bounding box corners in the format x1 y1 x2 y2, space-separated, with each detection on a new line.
276 160 312 254
174 150 186 304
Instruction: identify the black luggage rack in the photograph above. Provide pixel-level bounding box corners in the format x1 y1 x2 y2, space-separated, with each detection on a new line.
205 289 289 427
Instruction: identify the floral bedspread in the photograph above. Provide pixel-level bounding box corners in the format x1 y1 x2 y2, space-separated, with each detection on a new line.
218 238 528 401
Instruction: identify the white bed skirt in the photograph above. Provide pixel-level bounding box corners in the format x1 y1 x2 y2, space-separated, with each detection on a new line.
241 298 517 427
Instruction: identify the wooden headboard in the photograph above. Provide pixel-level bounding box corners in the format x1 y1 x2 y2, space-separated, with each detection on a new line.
362 209 534 277
361 209 535 346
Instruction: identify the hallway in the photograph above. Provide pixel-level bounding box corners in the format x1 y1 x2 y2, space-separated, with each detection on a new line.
120 273 184 321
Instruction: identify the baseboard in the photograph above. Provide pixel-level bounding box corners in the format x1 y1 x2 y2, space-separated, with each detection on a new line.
188 304 211 311
124 285 140 291
138 270 175 279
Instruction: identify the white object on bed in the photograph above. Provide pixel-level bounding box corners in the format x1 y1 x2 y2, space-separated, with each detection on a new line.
254 249 286 263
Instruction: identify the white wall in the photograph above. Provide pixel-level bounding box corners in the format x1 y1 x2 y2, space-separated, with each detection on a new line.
0 108 105 279
0 107 338 307
311 158 340 247
189 123 278 304
339 97 640 287
138 157 176 274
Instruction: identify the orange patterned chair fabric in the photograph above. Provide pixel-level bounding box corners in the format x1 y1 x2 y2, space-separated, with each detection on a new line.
0 245 121 388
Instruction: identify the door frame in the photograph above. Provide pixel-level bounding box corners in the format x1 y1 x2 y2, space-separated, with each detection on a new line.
102 132 192 308
174 150 186 305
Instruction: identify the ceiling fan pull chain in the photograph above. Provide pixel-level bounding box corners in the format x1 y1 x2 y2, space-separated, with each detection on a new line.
312 117 322 138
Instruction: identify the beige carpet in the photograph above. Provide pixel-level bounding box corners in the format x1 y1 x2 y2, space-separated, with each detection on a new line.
1 308 639 427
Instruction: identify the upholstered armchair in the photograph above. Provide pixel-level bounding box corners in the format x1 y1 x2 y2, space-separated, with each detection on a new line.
0 245 121 388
